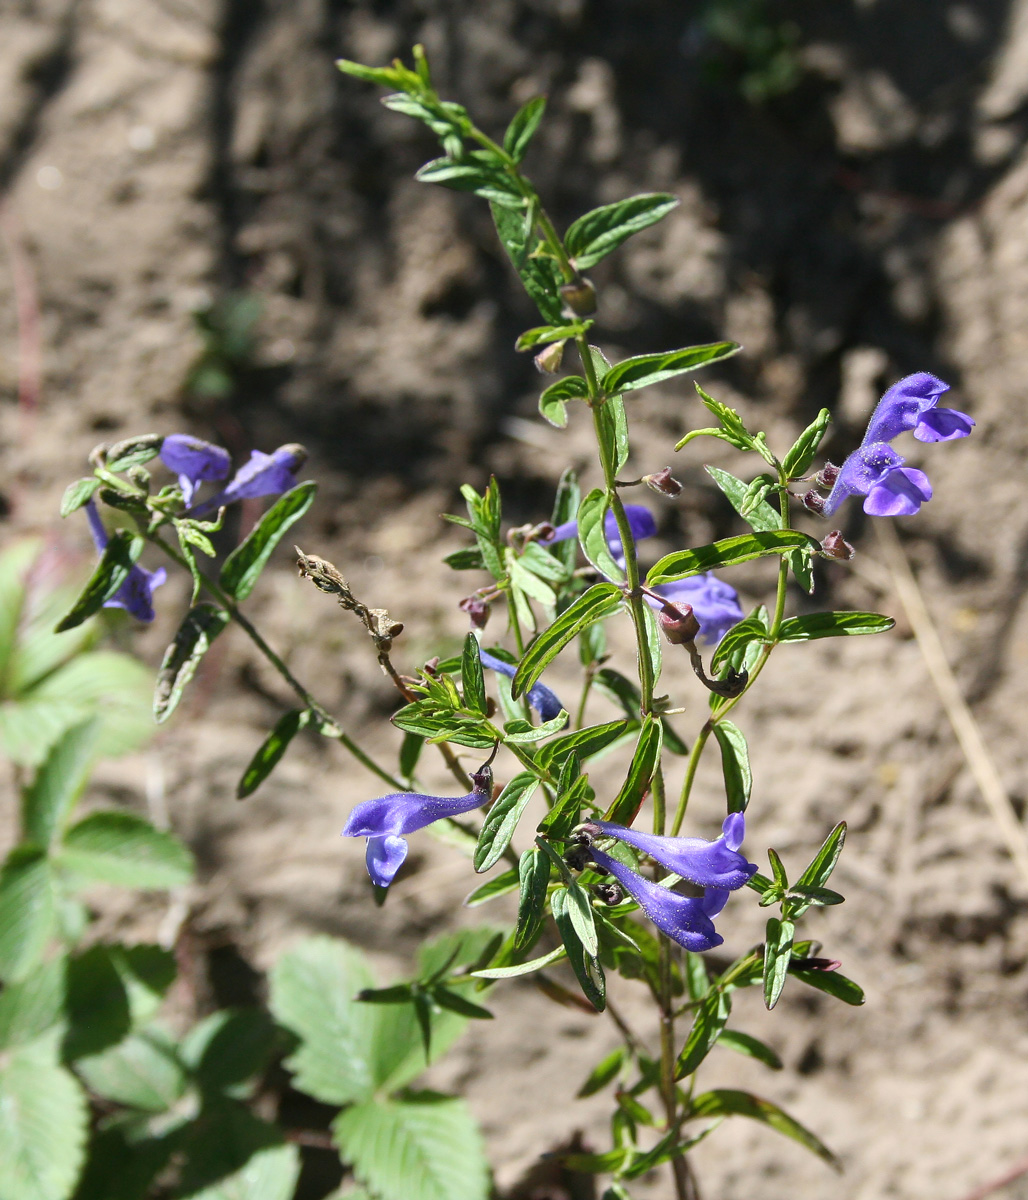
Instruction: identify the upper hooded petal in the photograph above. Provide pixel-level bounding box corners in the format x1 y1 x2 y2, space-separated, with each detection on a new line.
591 815 757 890
863 373 950 445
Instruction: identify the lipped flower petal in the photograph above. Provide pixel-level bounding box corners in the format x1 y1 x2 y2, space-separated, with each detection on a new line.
821 442 931 518
590 814 757 890
913 407 976 443
647 573 743 645
366 835 409 889
190 443 307 516
588 847 724 952
479 649 565 722
863 466 932 516
84 501 166 623
863 372 973 445
159 434 231 505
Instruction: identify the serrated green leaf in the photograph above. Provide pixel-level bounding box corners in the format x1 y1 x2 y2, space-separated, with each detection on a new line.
782 408 831 479
219 482 316 602
20 719 99 847
604 717 662 825
551 887 605 1011
176 1099 301 1200
60 477 101 518
646 530 818 586
237 708 312 799
58 811 194 889
763 917 795 1010
153 603 231 723
0 1031 88 1200
503 94 546 162
76 1023 186 1111
577 489 625 582
711 720 751 813
54 530 145 632
0 956 66 1051
0 846 55 983
689 1088 839 1168
676 989 731 1078
474 772 539 873
180 1008 280 1093
512 584 622 703
776 612 895 642
601 342 740 394
565 193 679 270
718 1028 783 1069
335 1093 489 1200
62 945 132 1060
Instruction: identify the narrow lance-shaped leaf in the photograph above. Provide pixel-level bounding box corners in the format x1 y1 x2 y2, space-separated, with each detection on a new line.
565 193 679 270
539 375 588 428
503 95 546 162
646 530 818 586
762 916 795 1011
782 408 831 479
463 867 519 908
514 848 549 953
60 477 100 518
604 717 662 825
153 603 230 723
473 944 566 980
539 718 630 771
474 773 539 874
219 481 316 602
689 1089 840 1169
676 989 731 1078
718 1029 784 1070
511 583 623 699
601 342 740 394
776 612 896 642
711 721 751 813
461 633 487 716
550 887 605 1012
237 708 312 799
490 201 564 323
790 966 864 1006
54 530 144 632
536 840 597 957
577 489 625 582
705 465 781 534
549 467 581 574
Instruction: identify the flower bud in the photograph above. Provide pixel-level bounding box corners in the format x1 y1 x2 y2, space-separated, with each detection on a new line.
88 442 111 469
657 602 700 645
593 881 624 905
534 341 565 374
563 845 591 872
277 442 308 471
126 466 151 491
801 489 826 516
820 530 855 560
559 277 597 317
814 462 840 488
642 467 683 497
459 595 491 629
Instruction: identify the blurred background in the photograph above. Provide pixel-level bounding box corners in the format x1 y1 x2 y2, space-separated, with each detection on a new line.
3 1 1028 1197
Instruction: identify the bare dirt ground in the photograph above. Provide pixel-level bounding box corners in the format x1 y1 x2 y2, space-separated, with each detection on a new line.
4 1 1028 1197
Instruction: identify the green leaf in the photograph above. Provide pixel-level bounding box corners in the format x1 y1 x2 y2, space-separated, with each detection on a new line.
718 1029 783 1070
503 95 546 162
767 848 788 891
711 720 751 813
474 773 539 873
460 634 487 716
335 1093 489 1200
601 342 740 394
595 394 630 477
565 193 679 270
705 465 781 533
512 583 623 699
180 1008 280 1093
536 842 597 957
515 322 592 352
514 848 550 952
391 700 496 749
463 866 519 907
508 550 557 609
519 541 572 584
0 846 55 983
153 603 231 723
709 613 769 674
490 201 563 323
21 719 98 847
443 547 485 571
472 945 566 980
62 945 132 1060
646 530 818 586
549 467 581 574
219 481 316 602
538 375 588 428
54 530 144 632
58 811 194 889
641 601 663 688
104 434 163 472
237 708 312 799
676 989 731 1078
0 1032 88 1200
577 1044 628 1097
789 546 815 595
790 966 865 1006
782 408 831 479
176 1099 300 1200
577 489 625 582
0 956 66 1051
537 772 592 841
604 717 662 825
336 58 405 86
776 612 896 642
796 822 846 891
76 1023 186 1111
538 718 630 771
551 887 605 1011
430 987 493 1020
689 1089 839 1168
762 917 795 1010
60 477 100 517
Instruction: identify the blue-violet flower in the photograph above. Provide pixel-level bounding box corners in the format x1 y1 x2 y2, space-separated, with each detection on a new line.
821 442 932 518
587 812 757 890
159 434 231 506
479 648 565 722
342 765 493 888
85 501 167 622
862 372 975 445
190 443 306 516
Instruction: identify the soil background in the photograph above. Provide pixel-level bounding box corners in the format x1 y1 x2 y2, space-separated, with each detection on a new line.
3 1 1028 1198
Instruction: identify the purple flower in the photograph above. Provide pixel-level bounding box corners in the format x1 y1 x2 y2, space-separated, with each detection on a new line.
85 501 167 622
342 765 494 888
159 435 231 505
479 649 565 722
863 372 975 445
647 574 744 646
190 443 306 516
821 442 932 518
588 813 758 890
588 846 729 952
545 504 658 568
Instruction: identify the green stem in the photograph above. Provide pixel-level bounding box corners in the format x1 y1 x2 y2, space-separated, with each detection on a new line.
150 535 406 791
